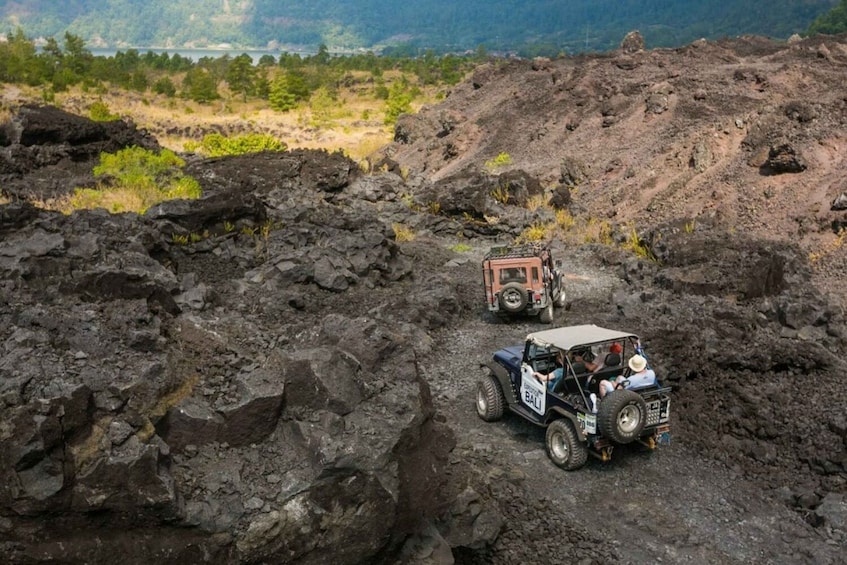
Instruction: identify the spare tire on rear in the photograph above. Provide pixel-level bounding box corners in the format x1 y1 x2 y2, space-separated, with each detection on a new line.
499 282 528 313
597 389 647 443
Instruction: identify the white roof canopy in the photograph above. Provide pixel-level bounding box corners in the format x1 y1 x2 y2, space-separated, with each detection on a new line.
526 324 637 351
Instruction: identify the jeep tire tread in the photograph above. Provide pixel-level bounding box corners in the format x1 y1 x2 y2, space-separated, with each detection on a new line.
476 371 506 422
499 282 528 313
597 389 647 443
545 419 588 470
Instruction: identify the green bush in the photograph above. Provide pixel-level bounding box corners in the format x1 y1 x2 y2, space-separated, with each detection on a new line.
485 152 512 170
153 76 176 97
89 100 120 122
384 82 412 125
183 133 287 157
94 146 185 185
69 146 202 213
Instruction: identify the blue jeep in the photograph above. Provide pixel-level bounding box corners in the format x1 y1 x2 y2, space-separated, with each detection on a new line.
476 324 671 470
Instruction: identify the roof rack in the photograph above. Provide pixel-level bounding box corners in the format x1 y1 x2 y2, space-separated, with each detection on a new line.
484 242 548 260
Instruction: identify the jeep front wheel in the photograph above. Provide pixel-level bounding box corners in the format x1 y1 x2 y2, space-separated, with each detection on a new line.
597 389 647 443
545 419 588 470
499 282 528 313
476 371 506 422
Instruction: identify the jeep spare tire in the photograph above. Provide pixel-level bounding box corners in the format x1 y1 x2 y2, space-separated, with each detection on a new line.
597 389 647 443
499 282 528 313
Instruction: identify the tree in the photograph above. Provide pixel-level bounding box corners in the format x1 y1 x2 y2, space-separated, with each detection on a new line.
258 54 276 67
254 68 270 98
285 70 311 100
153 76 176 97
0 28 40 85
807 0 847 35
314 43 331 65
268 75 297 111
225 54 256 101
309 86 336 128
63 32 93 76
384 82 412 125
182 67 219 103
129 70 148 92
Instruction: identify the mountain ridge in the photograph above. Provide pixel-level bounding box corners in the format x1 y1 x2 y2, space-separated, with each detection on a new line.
0 0 840 55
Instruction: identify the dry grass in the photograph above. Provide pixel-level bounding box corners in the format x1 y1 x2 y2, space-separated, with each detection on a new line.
39 187 148 215
392 223 416 242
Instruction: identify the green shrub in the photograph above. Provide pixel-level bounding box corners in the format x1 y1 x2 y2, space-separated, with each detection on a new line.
94 146 185 186
65 146 203 214
449 242 473 253
153 76 177 97
384 82 412 125
184 133 287 157
620 228 656 260
89 100 120 122
485 152 512 170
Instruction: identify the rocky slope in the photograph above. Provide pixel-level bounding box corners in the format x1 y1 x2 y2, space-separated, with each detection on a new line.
1 33 846 565
383 32 847 309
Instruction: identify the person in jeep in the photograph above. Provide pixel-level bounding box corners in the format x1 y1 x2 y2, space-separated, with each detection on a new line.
598 353 657 398
534 349 565 391
476 324 672 470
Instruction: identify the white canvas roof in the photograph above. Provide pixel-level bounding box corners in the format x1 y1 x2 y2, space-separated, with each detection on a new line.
526 324 637 351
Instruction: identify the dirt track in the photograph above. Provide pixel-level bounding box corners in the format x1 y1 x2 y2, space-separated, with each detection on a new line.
417 241 840 565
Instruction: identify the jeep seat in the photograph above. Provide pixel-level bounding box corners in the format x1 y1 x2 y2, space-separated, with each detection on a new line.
603 352 621 368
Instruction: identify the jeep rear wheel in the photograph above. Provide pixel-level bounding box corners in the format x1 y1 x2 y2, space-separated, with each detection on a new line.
476 371 506 422
554 276 567 307
539 302 554 324
499 282 528 313
545 419 588 470
597 389 647 444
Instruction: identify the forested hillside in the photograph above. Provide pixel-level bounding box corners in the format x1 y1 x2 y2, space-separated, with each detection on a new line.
808 0 847 35
0 0 839 55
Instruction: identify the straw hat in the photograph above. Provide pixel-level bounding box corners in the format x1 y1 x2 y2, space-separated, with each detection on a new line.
628 354 647 372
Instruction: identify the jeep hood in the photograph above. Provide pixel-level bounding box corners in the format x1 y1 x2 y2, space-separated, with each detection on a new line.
493 344 524 370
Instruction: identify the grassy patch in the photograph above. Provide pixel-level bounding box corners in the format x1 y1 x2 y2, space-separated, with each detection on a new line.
392 223 416 242
620 227 655 259
516 222 557 243
485 152 512 170
809 228 846 264
490 183 510 204
40 146 201 215
449 242 473 253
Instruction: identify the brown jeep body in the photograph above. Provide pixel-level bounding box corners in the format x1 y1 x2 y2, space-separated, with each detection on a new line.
482 243 567 323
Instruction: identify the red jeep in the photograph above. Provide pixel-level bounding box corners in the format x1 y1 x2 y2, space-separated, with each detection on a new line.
482 243 567 323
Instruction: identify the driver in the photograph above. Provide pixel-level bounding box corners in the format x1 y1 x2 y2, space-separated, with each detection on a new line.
534 349 565 392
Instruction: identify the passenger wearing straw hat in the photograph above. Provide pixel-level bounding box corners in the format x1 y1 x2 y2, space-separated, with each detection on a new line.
598 353 656 398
